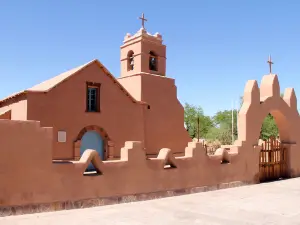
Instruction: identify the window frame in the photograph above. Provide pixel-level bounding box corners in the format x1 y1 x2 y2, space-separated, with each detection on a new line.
86 82 101 113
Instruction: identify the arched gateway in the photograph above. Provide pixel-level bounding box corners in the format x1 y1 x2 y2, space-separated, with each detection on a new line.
237 74 300 182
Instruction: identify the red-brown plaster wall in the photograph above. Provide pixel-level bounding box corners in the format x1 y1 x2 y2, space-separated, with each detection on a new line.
0 94 28 120
26 63 145 159
0 120 259 208
140 74 191 156
0 119 53 206
118 75 142 101
0 110 11 119
1 74 300 209
119 73 191 156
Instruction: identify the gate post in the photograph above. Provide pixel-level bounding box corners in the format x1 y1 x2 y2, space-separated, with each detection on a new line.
282 142 299 178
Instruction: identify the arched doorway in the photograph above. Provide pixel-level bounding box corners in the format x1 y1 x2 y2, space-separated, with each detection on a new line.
80 130 104 171
237 74 299 182
74 125 113 170
258 111 288 182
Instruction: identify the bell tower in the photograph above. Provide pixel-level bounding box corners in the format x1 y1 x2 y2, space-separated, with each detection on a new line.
120 13 166 77
118 14 191 158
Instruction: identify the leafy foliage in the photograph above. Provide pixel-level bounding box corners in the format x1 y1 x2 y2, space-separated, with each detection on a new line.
213 110 238 140
260 114 279 140
184 100 279 145
205 123 232 145
184 103 213 139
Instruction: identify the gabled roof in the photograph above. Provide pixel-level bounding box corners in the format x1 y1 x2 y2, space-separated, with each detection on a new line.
0 59 147 105
28 61 91 92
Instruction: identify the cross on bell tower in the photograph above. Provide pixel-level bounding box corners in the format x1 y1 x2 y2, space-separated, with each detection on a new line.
139 13 147 29
120 14 166 78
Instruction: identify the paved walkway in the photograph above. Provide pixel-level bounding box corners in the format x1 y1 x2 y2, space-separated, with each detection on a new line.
2 178 300 224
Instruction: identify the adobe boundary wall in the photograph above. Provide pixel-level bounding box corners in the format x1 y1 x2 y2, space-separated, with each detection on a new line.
0 74 300 216
0 180 253 216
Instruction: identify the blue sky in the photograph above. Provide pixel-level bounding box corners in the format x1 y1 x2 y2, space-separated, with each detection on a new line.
1 1 300 116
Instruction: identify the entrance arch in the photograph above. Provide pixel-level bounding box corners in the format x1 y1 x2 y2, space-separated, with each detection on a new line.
74 125 113 165
237 74 300 181
237 75 298 146
80 131 103 170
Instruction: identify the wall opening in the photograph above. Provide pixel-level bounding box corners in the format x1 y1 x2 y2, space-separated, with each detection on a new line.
259 113 279 141
127 51 134 71
74 125 112 172
258 111 288 183
83 169 102 176
80 131 104 171
149 51 158 71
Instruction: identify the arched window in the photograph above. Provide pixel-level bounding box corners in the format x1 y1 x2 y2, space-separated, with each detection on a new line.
149 51 158 71
127 51 134 71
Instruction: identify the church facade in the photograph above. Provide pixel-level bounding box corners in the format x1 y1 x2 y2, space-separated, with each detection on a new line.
0 23 191 160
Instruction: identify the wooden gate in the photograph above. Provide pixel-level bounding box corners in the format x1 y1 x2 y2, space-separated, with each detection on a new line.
259 137 287 182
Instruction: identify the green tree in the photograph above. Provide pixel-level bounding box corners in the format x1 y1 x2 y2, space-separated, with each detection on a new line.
212 110 238 140
260 114 279 140
206 123 232 145
184 103 213 139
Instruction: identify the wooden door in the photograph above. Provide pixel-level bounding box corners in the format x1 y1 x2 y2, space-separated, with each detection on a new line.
259 137 287 182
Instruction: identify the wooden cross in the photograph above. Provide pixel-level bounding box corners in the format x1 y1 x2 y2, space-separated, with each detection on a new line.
267 55 274 74
139 13 147 29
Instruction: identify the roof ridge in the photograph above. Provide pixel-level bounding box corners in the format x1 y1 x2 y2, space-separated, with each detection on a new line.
28 59 96 92
0 59 148 106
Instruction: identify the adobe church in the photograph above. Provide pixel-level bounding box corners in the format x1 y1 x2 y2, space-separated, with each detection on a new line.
0 14 191 160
